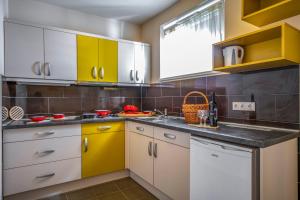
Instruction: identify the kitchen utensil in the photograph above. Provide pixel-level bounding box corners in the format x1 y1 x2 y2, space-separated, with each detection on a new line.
9 106 24 121
30 116 47 122
2 106 8 121
117 111 154 118
182 91 209 124
222 46 244 66
95 110 111 117
123 105 139 112
53 114 65 119
82 113 98 119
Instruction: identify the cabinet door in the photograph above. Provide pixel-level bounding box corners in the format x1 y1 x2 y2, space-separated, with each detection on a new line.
134 44 144 84
129 131 153 184
154 139 189 200
82 131 125 178
44 29 77 81
5 22 44 79
118 42 135 84
99 38 118 83
144 45 151 84
77 35 98 82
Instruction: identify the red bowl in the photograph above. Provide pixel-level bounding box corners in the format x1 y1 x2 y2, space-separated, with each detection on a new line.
95 110 111 117
123 105 138 112
31 116 47 122
53 114 65 119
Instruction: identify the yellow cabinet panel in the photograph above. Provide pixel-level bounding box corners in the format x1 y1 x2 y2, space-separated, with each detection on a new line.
82 121 125 135
82 131 125 178
77 35 99 82
99 39 118 83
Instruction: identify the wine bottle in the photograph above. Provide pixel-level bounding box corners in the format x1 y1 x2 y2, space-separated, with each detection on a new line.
209 92 218 127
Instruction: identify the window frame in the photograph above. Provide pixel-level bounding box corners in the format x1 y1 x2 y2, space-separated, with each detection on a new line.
159 0 226 82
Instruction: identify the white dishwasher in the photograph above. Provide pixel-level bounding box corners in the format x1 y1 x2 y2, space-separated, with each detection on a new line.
190 136 259 200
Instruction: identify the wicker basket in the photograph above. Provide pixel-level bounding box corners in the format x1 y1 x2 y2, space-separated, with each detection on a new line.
182 91 209 124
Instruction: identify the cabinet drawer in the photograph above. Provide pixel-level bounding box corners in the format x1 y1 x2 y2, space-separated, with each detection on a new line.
4 157 81 196
4 136 81 169
154 127 190 148
4 124 81 143
82 121 124 135
128 122 153 138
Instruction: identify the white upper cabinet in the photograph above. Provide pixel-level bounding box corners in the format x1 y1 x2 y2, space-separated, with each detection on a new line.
118 41 151 84
5 22 44 79
44 29 77 81
118 41 135 84
4 22 77 82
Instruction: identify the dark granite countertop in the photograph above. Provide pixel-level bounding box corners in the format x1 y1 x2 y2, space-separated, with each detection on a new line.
3 116 299 148
2 116 125 129
127 118 300 148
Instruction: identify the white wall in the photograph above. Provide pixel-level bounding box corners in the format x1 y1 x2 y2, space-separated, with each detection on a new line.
5 0 141 41
142 0 300 83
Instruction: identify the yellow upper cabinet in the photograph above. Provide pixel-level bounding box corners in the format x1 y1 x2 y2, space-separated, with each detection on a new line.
99 38 118 83
213 23 300 73
77 35 99 82
77 35 118 83
242 0 300 26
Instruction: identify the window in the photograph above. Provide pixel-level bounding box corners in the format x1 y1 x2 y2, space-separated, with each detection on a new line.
160 0 224 81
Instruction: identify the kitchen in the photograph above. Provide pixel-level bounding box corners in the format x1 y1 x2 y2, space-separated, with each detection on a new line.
0 0 300 200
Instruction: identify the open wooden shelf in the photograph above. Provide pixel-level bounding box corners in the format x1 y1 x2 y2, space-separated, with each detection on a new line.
242 0 300 27
213 23 300 73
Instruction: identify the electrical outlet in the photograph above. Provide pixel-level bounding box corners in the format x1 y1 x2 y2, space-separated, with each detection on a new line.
232 102 255 111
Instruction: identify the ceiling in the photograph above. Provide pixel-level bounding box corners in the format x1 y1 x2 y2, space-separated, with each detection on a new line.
34 0 179 24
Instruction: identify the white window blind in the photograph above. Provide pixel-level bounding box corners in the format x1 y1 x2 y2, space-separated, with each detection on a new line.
160 0 224 81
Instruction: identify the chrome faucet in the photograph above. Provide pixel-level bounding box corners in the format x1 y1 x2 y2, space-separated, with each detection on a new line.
154 108 168 119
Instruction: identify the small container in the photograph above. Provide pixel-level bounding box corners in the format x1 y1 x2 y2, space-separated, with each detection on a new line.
53 114 65 119
30 116 47 122
95 110 111 117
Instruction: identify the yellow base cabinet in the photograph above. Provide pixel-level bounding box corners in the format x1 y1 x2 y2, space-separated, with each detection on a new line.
82 122 125 178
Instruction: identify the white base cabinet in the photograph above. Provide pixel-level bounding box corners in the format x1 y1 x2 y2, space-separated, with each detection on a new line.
4 158 81 196
3 125 82 196
127 122 190 200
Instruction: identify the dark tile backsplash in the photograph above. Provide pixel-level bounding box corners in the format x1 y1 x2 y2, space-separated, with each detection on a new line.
2 84 142 116
2 65 299 125
141 65 299 125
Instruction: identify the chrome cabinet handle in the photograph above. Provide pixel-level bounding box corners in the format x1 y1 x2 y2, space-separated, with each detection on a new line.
153 143 157 158
99 67 104 79
130 70 134 81
36 131 55 137
36 150 55 157
92 66 97 79
84 137 88 152
136 127 144 131
34 61 42 75
44 62 51 76
135 70 139 81
97 126 112 131
36 173 55 179
148 141 152 156
164 133 176 140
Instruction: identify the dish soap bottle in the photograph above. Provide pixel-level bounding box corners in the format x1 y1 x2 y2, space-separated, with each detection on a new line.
209 92 218 127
